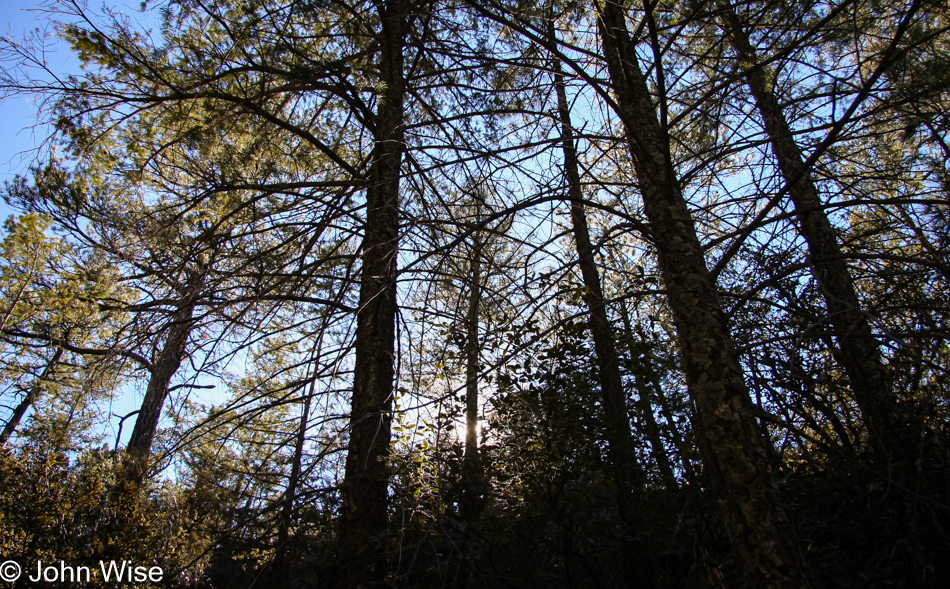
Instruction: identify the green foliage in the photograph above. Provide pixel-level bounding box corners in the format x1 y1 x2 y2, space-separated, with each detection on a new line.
0 0 949 586
0 434 209 587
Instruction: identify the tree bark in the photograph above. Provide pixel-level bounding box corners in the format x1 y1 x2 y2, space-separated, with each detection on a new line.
339 0 407 585
124 266 204 486
551 47 644 516
594 2 811 587
718 3 903 463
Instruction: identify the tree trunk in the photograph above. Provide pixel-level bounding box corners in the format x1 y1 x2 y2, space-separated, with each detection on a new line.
461 229 486 519
124 266 204 486
339 0 407 585
718 4 903 463
276 366 314 578
551 47 644 516
0 346 64 445
620 299 696 482
594 2 811 587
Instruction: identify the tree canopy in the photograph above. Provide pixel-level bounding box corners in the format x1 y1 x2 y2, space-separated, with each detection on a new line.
1 0 948 587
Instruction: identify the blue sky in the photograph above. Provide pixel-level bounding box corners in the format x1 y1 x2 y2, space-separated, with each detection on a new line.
1 0 67 218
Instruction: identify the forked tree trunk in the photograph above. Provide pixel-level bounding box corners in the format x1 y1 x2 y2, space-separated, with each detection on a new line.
551 46 644 517
124 266 204 486
594 2 811 587
339 0 407 585
718 3 904 463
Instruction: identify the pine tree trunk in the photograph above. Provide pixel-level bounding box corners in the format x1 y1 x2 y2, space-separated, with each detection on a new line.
620 299 694 482
718 4 903 463
124 267 204 485
339 0 407 585
276 371 313 578
461 230 486 519
552 49 644 517
594 2 811 586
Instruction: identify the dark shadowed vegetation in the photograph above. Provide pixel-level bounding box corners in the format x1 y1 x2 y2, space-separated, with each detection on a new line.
1 0 948 587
